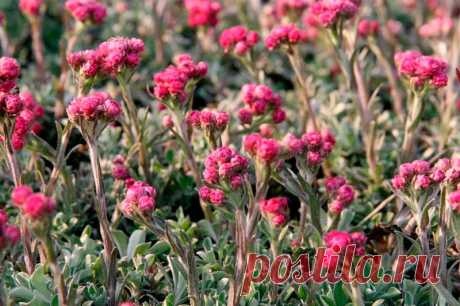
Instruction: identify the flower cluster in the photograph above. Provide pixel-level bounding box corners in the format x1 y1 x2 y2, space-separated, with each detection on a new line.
323 230 367 263
259 196 289 227
219 26 259 56
199 147 249 206
265 24 310 50
239 84 286 125
324 176 355 214
0 93 24 118
186 110 229 131
184 0 221 28
358 19 380 38
281 131 336 166
307 0 361 27
153 54 208 105
275 0 308 19
68 37 145 79
394 50 448 89
112 155 131 181
11 92 45 151
120 181 157 217
12 186 56 220
0 209 20 251
67 92 122 123
65 0 107 24
19 0 43 17
0 57 21 93
244 133 281 164
202 147 249 188
391 159 449 191
418 16 453 39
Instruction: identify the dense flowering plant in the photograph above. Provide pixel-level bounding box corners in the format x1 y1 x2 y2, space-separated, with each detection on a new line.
2 1 460 305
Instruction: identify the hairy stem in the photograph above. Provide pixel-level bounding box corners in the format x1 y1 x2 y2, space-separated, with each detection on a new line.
43 236 68 306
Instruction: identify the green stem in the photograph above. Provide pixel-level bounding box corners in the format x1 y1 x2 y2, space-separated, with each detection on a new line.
43 237 68 306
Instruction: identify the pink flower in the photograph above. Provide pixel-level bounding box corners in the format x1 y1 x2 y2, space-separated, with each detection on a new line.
120 181 157 217
282 133 305 155
391 175 407 190
243 133 263 155
97 37 145 75
67 92 121 122
11 185 33 207
198 186 212 202
394 50 448 89
203 147 248 187
272 214 287 226
398 162 415 179
240 84 285 125
209 189 225 205
411 160 431 175
324 176 346 193
184 0 221 28
65 0 107 24
22 193 56 220
358 19 380 38
256 138 280 163
414 175 431 190
328 200 345 214
67 49 101 79
153 54 207 105
3 224 21 245
449 190 460 213
0 57 20 93
336 185 355 204
275 0 308 18
238 108 253 124
219 26 259 55
19 0 43 17
259 197 288 214
0 209 7 225
324 230 351 252
162 115 174 128
307 0 360 27
419 16 453 39
265 24 309 50
112 155 130 180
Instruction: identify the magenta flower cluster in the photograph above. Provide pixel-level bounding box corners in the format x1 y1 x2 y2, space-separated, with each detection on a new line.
275 0 309 18
68 37 145 78
186 110 230 131
323 230 367 264
0 209 20 251
358 19 380 38
153 54 208 104
12 186 56 220
0 57 21 93
19 0 43 17
265 24 310 50
394 50 448 89
259 196 289 227
184 0 221 28
239 84 286 125
219 26 259 56
307 0 361 27
282 130 336 166
67 92 122 123
418 16 453 39
324 176 355 214
0 93 23 118
65 0 107 24
112 155 131 181
199 147 249 206
120 181 157 217
244 133 281 164
12 92 45 151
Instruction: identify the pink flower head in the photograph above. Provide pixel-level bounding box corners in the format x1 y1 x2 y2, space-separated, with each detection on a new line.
271 214 287 226
65 0 107 24
328 199 345 214
3 224 21 245
282 133 305 155
324 176 346 193
275 0 308 18
184 0 221 28
153 54 207 105
22 193 56 220
256 138 280 163
120 181 157 217
67 49 102 79
358 19 380 38
186 110 229 131
391 175 407 190
449 190 460 213
307 0 360 27
67 92 121 122
336 185 355 204
219 26 259 56
0 12 5 27
394 50 448 89
162 115 174 128
97 37 145 76
419 16 453 39
209 188 225 206
411 160 431 175
0 209 7 226
259 197 289 226
0 93 24 117
265 24 309 50
323 230 351 252
11 185 33 207
0 57 20 93
203 147 249 188
240 84 285 125
19 0 43 17
414 174 431 190
112 155 130 180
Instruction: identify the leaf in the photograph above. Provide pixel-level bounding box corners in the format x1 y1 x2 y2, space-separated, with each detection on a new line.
151 240 171 256
9 287 34 302
26 134 57 164
432 283 460 306
127 229 146 260
30 265 52 302
112 229 128 257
